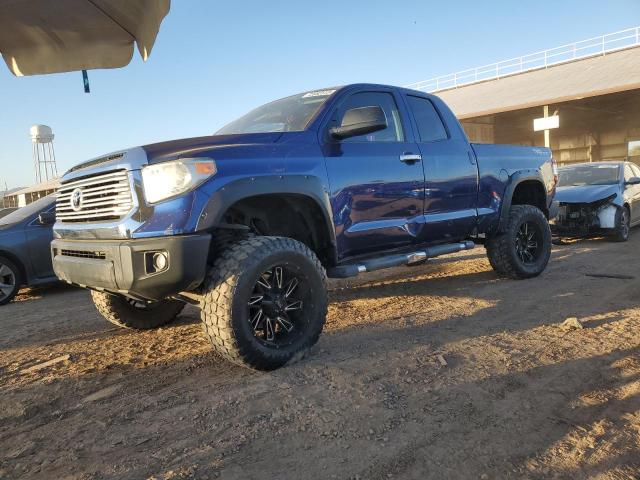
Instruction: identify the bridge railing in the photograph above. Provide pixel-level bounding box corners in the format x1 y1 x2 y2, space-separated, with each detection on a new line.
405 26 640 93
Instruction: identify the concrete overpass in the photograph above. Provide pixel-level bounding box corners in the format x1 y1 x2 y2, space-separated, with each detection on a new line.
408 27 640 165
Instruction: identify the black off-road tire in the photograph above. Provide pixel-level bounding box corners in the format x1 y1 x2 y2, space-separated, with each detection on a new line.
486 205 552 279
200 236 328 371
0 256 22 306
91 291 185 329
611 206 630 242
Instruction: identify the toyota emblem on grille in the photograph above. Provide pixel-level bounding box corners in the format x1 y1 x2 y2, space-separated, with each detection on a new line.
70 188 84 211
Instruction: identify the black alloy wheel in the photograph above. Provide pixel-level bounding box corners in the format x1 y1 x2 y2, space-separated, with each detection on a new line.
485 205 552 279
200 236 328 370
514 221 542 265
248 265 304 344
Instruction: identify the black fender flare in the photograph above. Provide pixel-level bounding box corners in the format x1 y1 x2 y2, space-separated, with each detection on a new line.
196 175 337 261
498 170 549 233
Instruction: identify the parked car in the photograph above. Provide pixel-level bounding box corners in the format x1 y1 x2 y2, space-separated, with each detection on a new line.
51 83 557 370
551 161 640 241
0 195 57 305
0 207 18 219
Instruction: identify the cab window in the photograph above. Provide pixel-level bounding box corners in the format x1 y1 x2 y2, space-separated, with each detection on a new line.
332 92 404 143
406 95 448 142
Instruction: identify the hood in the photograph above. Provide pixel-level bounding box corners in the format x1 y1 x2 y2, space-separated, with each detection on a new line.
62 132 287 181
0 220 22 232
555 184 620 204
142 132 284 164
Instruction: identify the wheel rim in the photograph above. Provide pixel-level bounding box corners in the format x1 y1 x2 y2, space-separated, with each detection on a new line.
0 262 16 301
248 265 306 345
621 209 630 238
515 221 542 265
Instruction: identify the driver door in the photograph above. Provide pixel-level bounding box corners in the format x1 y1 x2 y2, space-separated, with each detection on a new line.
24 207 55 280
321 90 424 260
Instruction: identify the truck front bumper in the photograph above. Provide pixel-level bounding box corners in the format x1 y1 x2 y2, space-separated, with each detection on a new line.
51 234 211 301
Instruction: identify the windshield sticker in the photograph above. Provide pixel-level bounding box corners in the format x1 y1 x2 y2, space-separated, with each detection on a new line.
302 89 336 98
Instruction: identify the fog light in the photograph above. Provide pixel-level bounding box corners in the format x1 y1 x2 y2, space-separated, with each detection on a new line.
153 252 168 271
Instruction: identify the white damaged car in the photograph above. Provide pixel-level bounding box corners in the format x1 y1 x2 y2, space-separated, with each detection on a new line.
551 161 640 242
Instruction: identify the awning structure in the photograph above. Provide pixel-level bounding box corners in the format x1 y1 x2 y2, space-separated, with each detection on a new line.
0 0 170 76
436 47 640 119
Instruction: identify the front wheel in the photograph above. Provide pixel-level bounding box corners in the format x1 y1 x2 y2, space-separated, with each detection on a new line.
200 236 328 371
486 205 552 279
91 291 185 329
611 206 630 242
0 256 21 306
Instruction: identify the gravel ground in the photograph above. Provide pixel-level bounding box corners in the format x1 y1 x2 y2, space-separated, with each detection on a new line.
0 235 639 480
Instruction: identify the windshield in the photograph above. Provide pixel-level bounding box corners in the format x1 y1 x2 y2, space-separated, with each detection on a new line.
0 195 55 226
558 164 620 187
216 88 337 135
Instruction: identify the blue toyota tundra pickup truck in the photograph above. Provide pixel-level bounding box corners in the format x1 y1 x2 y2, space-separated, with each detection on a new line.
51 84 557 370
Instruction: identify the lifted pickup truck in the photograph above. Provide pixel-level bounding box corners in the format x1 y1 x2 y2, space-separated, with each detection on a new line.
52 84 557 370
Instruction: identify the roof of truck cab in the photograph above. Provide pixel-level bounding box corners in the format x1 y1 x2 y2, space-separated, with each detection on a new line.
338 83 434 96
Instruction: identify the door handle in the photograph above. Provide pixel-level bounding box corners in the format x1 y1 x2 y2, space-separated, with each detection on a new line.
400 153 422 164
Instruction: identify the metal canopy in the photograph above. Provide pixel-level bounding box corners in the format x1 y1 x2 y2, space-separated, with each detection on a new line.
0 0 170 76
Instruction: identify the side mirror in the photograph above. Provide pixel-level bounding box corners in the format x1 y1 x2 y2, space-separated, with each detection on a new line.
329 105 387 140
37 211 56 225
626 177 640 185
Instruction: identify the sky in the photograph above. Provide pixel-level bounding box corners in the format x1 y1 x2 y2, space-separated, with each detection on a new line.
1 0 639 189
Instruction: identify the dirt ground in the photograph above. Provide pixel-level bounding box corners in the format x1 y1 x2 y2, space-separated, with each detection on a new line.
1 234 639 480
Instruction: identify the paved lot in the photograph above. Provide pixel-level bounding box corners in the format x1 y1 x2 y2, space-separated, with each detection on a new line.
1 235 639 479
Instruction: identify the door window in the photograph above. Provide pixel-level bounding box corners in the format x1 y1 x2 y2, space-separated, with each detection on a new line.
406 95 448 143
624 164 635 182
334 92 404 143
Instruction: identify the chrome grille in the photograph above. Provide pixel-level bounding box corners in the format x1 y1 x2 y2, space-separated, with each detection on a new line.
56 170 133 223
59 249 107 260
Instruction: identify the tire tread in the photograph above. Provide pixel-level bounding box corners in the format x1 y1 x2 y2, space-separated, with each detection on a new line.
486 205 551 279
91 291 185 329
200 236 327 370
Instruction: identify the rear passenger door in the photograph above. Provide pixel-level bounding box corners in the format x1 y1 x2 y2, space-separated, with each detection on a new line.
404 94 478 243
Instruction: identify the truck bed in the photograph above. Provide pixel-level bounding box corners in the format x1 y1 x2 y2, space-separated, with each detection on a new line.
471 143 554 234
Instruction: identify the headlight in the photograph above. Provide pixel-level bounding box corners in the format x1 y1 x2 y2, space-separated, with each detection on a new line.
141 158 217 204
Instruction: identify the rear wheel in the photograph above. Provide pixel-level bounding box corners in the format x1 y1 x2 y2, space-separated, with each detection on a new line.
612 206 630 242
91 291 185 329
486 205 552 279
0 256 21 306
200 236 328 371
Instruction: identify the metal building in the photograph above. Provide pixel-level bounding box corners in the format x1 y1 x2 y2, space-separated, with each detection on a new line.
408 27 640 166
1 178 59 208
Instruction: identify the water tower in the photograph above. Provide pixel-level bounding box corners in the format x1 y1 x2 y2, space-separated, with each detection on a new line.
30 124 58 183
